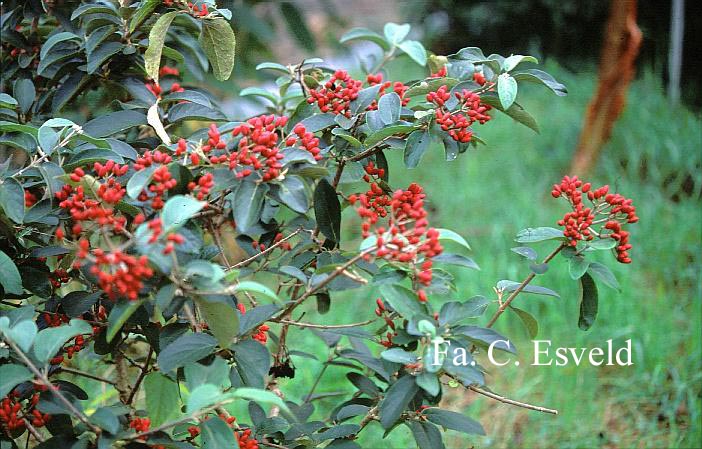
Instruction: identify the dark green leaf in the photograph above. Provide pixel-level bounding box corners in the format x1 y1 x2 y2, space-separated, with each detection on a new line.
232 340 271 388
403 130 431 169
157 332 218 373
423 408 485 435
432 253 479 270
279 2 315 51
453 325 515 353
196 299 239 347
161 194 205 232
314 178 341 243
408 421 445 449
378 92 401 125
168 102 226 122
512 69 567 96
0 177 25 223
87 41 124 74
0 364 32 398
379 284 424 319
569 255 590 280
83 110 146 137
578 272 598 330
299 113 336 132
232 182 267 234
515 227 564 243
379 375 418 429
106 300 144 343
200 416 236 449
33 319 93 363
13 78 35 114
496 280 560 298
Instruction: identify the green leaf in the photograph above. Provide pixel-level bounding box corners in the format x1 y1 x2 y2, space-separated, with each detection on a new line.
144 372 180 426
232 387 291 415
314 178 341 243
255 62 290 74
90 407 120 434
199 17 236 81
232 340 270 388
232 281 280 303
497 73 518 109
438 296 489 326
403 130 432 169
196 299 239 347
161 195 205 232
432 253 479 270
378 284 424 319
408 420 445 449
512 69 567 96
87 41 124 74
398 40 427 66
379 375 418 429
0 93 18 108
437 228 471 250
145 11 181 83
279 2 315 51
378 92 401 125
106 299 144 343
232 181 267 234
157 332 218 373
383 22 410 45
40 32 81 60
0 365 33 398
200 416 236 449
187 384 222 414
0 177 25 224
239 87 278 104
364 124 416 147
33 319 92 363
130 0 160 33
299 113 337 132
569 255 590 280
515 227 564 243
496 279 560 298
126 165 156 199
578 272 598 330
453 325 515 353
480 94 539 133
423 408 485 435
168 103 226 122
339 27 390 51
415 371 440 396
0 320 37 353
272 175 309 214
502 54 538 72
83 110 146 138
511 306 538 338
588 262 620 291
381 348 418 364
14 79 35 114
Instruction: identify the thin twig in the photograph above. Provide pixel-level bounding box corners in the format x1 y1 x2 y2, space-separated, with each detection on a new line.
22 418 46 443
226 228 302 271
126 348 153 405
485 243 565 328
2 336 102 434
276 319 375 329
468 385 558 415
58 366 117 386
278 249 373 318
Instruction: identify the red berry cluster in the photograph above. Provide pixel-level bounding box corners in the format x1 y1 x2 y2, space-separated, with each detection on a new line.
428 85 491 143
0 391 50 432
129 416 151 433
48 268 71 288
228 116 321 181
187 1 209 16
78 241 154 300
307 70 362 117
237 304 270 344
57 162 130 236
24 190 37 207
365 73 410 110
375 298 398 347
188 172 215 200
134 151 177 209
430 66 448 78
236 427 260 449
349 173 442 302
552 175 638 263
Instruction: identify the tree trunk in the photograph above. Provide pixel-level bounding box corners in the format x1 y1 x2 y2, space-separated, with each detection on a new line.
569 0 642 175
668 0 685 104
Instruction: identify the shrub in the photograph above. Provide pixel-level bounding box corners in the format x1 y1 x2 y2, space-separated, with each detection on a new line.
0 2 637 448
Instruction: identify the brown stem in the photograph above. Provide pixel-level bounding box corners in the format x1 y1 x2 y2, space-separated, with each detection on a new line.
126 348 153 405
58 366 117 386
226 228 302 271
468 385 558 415
275 319 375 329
485 243 565 328
22 418 46 443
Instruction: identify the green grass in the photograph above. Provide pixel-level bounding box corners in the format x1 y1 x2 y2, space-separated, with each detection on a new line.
271 64 702 448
